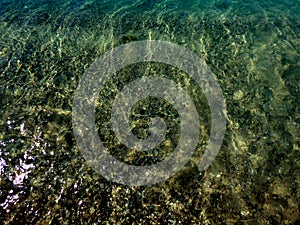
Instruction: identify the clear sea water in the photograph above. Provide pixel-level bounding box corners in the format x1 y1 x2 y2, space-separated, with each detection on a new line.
0 0 299 224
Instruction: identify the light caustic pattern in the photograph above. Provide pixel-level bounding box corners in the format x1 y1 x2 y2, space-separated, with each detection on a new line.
72 41 227 186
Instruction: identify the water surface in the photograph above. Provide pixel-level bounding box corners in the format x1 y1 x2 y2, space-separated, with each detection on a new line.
0 0 299 224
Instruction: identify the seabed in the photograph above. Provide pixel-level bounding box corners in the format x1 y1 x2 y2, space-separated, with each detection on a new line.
0 0 299 224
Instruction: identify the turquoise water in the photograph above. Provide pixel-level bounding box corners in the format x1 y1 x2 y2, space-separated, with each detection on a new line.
0 0 299 224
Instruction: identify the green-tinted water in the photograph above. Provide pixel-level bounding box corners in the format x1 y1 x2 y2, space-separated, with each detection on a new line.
0 0 299 224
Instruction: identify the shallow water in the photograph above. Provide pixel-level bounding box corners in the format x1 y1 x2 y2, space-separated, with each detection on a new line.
0 0 299 224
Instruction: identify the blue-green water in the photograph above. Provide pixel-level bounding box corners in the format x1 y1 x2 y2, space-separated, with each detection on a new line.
0 0 299 224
